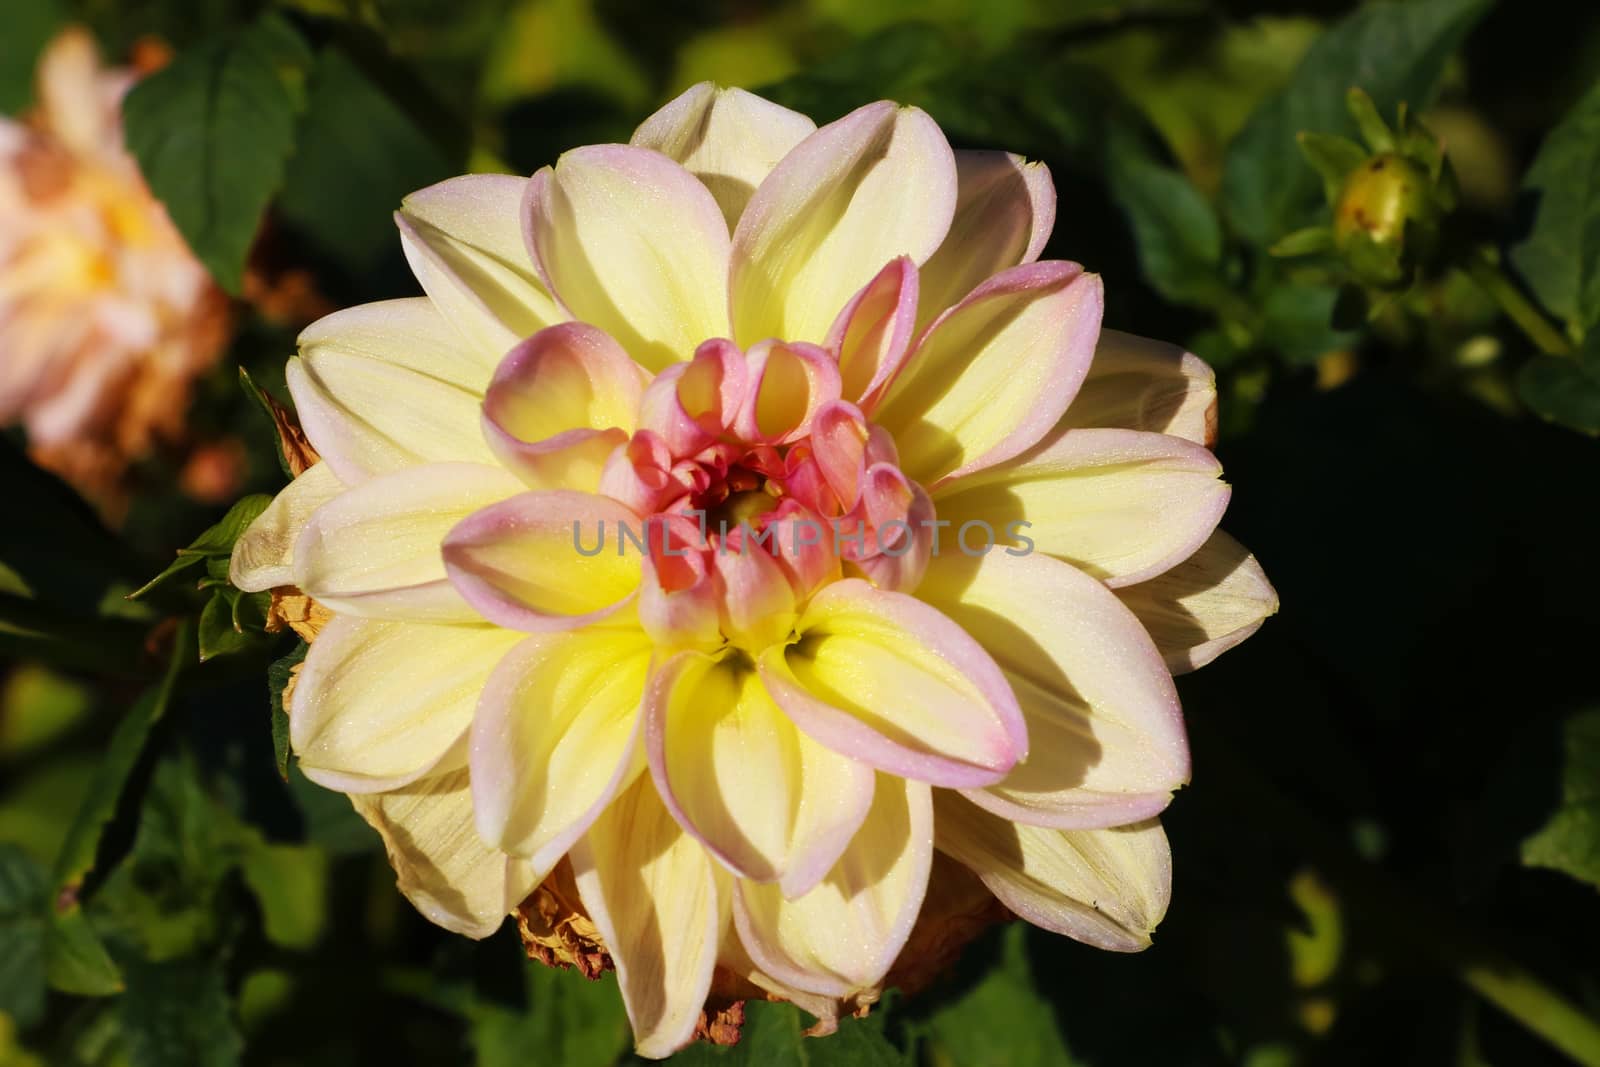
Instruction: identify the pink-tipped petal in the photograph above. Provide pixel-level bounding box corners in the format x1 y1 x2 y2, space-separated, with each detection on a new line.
852 481 935 594
757 579 1026 787
933 426 1231 588
442 490 642 631
917 151 1057 325
524 145 731 372
645 652 875 896
875 261 1103 487
734 775 932 998
470 628 652 867
732 340 842 445
730 101 957 346
823 256 919 410
919 551 1190 829
809 400 869 512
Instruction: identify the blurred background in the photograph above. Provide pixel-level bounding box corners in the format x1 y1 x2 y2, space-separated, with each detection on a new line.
3 0 1600 1064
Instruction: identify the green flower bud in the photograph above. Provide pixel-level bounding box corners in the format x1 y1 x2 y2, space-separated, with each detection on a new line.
1331 153 1439 289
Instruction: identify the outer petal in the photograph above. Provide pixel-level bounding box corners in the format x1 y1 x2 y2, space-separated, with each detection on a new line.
934 793 1170 952
441 490 643 631
351 770 540 939
298 297 497 393
731 340 842 445
396 175 562 361
874 263 1102 487
525 146 731 372
471 627 653 868
917 151 1056 325
571 778 722 1060
286 349 496 485
730 101 957 347
933 426 1230 588
229 463 342 592
734 775 932 998
757 579 1026 787
1063 329 1217 446
630 83 817 230
1114 529 1279 674
919 552 1188 829
293 462 524 622
645 652 875 897
291 617 523 793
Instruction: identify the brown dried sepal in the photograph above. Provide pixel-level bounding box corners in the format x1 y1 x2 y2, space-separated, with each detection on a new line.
265 587 333 643
253 384 320 477
515 859 611 979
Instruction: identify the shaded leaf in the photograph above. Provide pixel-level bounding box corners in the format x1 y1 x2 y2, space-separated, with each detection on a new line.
238 842 328 951
1107 130 1227 308
0 845 49 1029
267 642 307 781
1517 345 1600 435
0 0 64 114
118 956 243 1067
45 905 123 997
917 924 1079 1067
1510 77 1600 332
122 16 310 293
1522 708 1600 886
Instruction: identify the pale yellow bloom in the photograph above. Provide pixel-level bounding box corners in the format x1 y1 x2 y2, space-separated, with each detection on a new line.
233 83 1278 1057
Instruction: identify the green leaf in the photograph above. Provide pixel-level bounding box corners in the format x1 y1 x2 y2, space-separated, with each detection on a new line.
1106 131 1227 308
121 16 310 293
196 590 262 663
919 926 1078 1067
1221 0 1491 246
267 643 307 781
45 905 123 997
1521 708 1600 886
1296 132 1366 205
51 621 190 897
118 956 243 1067
0 845 49 1029
276 47 453 275
0 0 65 114
1517 340 1600 435
1510 77 1600 333
238 842 328 951
130 494 272 601
471 966 630 1067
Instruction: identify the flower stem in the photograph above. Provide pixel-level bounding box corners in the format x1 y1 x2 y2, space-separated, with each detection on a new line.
1463 248 1574 356
1462 959 1600 1066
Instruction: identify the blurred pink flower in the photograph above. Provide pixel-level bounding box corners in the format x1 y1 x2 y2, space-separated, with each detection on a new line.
0 29 228 515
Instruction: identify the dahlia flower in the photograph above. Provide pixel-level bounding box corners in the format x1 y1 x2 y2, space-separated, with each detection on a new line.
0 29 227 515
231 82 1276 1056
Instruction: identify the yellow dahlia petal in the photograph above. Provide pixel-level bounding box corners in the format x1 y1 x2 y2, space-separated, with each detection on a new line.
729 101 956 346
917 150 1056 325
286 349 495 482
526 145 731 372
229 461 342 592
874 263 1103 486
933 426 1231 587
471 627 653 867
733 774 931 999
757 578 1026 788
630 82 817 230
352 769 540 940
292 461 523 622
291 617 521 792
644 652 874 897
1062 329 1218 446
1114 530 1280 674
920 552 1189 828
395 174 562 360
571 777 723 1060
934 792 1170 952
297 296 496 392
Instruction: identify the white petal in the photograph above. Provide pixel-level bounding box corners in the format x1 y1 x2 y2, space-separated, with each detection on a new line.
1115 530 1279 673
1063 330 1217 446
